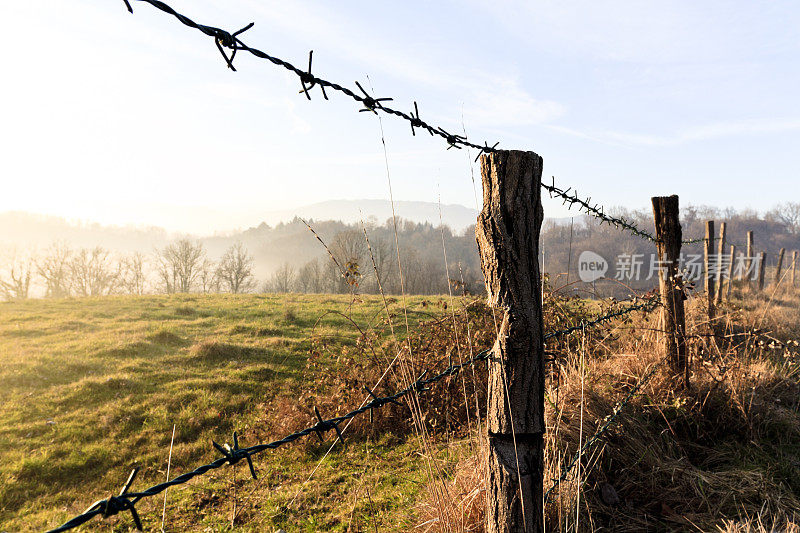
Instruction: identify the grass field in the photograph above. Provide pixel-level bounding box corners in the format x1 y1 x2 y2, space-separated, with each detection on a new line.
0 293 454 532
2 287 800 532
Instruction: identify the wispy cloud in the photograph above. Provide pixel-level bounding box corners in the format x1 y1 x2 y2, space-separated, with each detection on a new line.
238 0 564 128
575 118 800 147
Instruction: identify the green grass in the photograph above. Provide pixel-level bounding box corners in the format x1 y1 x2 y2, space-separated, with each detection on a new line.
0 293 443 532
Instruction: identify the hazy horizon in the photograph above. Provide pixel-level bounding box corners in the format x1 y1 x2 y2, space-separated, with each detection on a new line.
0 198 483 237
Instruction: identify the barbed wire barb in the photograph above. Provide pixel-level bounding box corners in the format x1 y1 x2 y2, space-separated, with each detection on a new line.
355 81 392 114
212 431 257 479
117 0 500 153
298 50 328 100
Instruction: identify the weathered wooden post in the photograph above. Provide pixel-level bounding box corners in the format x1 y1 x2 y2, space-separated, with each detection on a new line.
775 248 786 285
715 222 727 304
704 221 716 320
726 245 735 300
792 250 798 287
743 231 754 283
652 196 688 387
477 150 544 533
757 252 767 291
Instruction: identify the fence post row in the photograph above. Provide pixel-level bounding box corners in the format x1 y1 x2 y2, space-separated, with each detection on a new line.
477 150 545 533
715 222 727 304
652 196 688 388
704 221 716 320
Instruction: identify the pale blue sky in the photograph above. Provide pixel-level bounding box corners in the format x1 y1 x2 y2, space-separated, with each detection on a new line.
2 1 798 233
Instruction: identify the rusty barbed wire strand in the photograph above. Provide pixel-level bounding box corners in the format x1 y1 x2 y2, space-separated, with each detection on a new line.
544 295 661 342
118 0 500 155
542 178 706 245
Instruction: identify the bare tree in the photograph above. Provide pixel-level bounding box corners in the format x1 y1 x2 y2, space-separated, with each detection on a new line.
773 202 800 234
198 259 220 294
267 262 295 293
37 242 72 298
0 250 34 300
69 247 121 296
120 252 148 295
155 239 205 293
320 230 366 293
297 258 324 293
216 243 255 293
330 230 367 268
363 236 394 293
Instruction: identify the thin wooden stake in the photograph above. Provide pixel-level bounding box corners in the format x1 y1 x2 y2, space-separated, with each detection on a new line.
715 222 726 304
726 245 735 301
757 252 767 291
704 221 716 321
744 231 754 283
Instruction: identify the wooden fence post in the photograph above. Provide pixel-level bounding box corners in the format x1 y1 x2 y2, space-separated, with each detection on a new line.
715 222 726 304
744 231 754 283
757 252 767 291
726 245 735 300
652 196 688 387
704 221 716 320
793 250 798 287
477 150 544 533
775 248 785 285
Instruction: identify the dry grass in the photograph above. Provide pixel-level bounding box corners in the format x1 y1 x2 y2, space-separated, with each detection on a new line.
417 283 800 532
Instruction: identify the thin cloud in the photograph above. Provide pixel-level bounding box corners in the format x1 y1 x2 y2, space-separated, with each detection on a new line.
591 118 800 147
239 0 564 128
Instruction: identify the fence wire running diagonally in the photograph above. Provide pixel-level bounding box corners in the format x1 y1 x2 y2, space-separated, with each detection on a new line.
118 0 501 156
542 178 706 245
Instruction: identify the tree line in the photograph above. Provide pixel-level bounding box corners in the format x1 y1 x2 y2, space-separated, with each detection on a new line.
0 241 257 300
2 202 797 300
0 221 484 299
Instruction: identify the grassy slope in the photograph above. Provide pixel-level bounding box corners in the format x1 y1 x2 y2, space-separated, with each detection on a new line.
3 288 800 532
0 294 442 532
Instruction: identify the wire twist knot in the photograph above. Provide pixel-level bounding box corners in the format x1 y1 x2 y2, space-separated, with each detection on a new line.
212 431 257 479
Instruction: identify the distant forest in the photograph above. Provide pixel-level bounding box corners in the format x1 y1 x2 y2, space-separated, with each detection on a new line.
1 202 798 300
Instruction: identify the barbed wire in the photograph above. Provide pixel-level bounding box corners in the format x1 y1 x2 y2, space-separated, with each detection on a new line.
542 178 707 245
542 178 658 242
119 0 723 253
35 3 763 530
543 353 667 503
544 295 661 342
46 348 491 532
119 0 500 155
